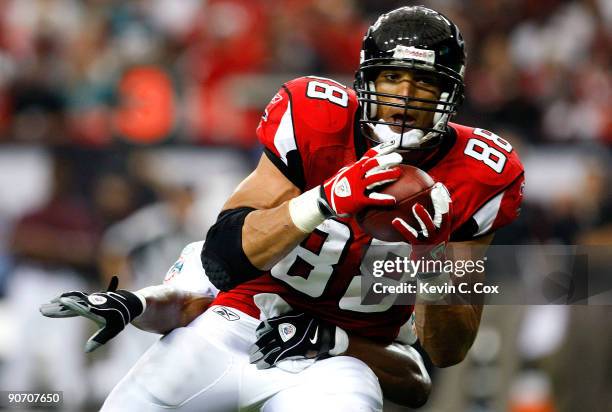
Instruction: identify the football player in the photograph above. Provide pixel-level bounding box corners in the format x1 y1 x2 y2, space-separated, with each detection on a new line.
44 6 524 411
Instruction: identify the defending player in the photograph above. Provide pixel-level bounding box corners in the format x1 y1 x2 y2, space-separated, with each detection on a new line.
42 6 524 411
41 240 431 408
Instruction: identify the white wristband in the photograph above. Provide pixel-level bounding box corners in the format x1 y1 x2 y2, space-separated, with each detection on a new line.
288 186 326 233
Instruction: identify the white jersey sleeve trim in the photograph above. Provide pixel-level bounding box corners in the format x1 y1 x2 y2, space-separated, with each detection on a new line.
273 101 296 166
473 191 504 236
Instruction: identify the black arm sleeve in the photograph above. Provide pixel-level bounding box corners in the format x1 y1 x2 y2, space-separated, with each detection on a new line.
201 207 264 291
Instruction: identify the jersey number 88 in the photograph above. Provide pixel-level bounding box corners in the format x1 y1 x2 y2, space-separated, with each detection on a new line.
464 128 513 173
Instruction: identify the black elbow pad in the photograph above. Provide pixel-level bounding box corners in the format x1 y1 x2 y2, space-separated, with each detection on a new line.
201 207 263 291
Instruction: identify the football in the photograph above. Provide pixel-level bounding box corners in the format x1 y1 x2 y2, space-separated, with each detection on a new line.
357 165 435 242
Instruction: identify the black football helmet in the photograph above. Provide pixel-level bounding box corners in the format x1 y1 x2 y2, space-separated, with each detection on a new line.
354 6 466 149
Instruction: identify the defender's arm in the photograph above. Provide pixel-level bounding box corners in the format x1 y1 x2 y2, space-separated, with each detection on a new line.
414 234 492 367
346 336 431 408
131 284 214 334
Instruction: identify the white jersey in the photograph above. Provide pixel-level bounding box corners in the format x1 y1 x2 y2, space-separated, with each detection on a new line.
162 241 219 297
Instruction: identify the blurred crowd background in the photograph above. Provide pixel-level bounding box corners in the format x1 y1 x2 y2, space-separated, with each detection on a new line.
0 0 610 411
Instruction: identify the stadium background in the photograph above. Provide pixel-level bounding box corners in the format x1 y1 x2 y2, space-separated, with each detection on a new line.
0 0 609 411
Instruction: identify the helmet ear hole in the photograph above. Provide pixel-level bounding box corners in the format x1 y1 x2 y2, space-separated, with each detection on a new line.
367 81 377 119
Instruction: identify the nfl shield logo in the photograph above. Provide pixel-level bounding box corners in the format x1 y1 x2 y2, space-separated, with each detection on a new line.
278 323 296 342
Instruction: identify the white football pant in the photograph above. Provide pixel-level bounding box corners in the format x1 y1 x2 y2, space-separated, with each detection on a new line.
101 305 383 412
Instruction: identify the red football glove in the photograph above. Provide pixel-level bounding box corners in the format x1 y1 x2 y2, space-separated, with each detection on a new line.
392 182 453 261
319 142 402 217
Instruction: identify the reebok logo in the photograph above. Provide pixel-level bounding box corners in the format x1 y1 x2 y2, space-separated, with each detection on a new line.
334 177 351 198
279 323 296 342
213 307 240 321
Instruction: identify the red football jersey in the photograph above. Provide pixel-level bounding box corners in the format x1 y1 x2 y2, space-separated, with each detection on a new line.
213 77 524 343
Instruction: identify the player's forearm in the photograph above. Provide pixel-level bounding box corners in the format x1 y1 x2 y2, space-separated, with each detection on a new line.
241 184 329 270
203 182 326 289
346 336 431 408
415 303 482 367
132 285 213 334
242 202 310 270
415 240 488 367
